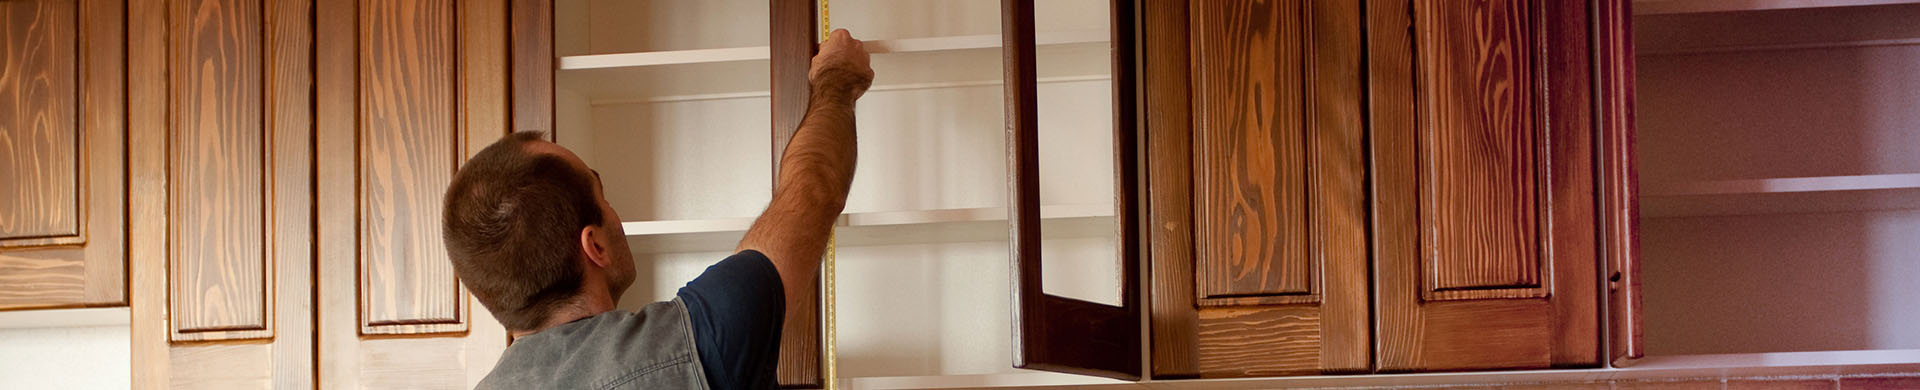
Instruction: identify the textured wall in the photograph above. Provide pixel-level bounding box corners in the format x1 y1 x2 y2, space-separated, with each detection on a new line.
0 325 130 389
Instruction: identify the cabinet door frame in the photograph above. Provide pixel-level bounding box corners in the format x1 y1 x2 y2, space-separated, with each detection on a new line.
769 0 825 387
1596 0 1642 367
1006 0 1144 381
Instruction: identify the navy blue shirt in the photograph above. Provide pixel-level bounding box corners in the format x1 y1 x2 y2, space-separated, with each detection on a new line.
676 250 786 390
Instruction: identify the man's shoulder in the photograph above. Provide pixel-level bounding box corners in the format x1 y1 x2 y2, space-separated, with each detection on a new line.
476 300 709 390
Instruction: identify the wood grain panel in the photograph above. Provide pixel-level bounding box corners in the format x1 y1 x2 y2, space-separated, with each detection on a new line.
358 0 467 335
1151 0 1368 378
769 0 822 387
1194 306 1320 377
167 0 271 340
1414 0 1547 298
1144 0 1199 377
0 0 80 242
509 0 550 134
1190 0 1311 301
2 0 128 311
1371 0 1600 372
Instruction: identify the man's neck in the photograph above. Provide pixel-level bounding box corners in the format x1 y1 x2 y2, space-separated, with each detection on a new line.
511 285 617 339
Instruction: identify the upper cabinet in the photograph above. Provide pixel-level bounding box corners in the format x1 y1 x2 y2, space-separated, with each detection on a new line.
1146 0 1617 379
0 0 128 310
1366 0 1601 371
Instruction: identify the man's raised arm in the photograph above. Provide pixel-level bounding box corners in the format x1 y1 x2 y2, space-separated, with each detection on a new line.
736 29 874 309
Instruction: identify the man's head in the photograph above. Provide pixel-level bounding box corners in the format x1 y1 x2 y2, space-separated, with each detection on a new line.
442 131 634 332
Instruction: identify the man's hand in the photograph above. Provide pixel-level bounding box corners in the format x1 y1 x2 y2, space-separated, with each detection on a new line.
809 29 874 100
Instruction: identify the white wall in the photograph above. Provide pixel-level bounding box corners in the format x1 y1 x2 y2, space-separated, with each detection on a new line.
0 325 131 389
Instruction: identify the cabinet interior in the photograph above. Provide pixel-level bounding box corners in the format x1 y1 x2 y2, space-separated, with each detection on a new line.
1635 2 1920 357
552 0 1126 381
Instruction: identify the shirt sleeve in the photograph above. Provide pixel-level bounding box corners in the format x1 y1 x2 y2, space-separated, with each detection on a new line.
676 250 786 390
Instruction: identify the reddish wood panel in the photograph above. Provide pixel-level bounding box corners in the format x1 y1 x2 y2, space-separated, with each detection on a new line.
1152 0 1368 378
1 0 128 310
1144 0 1199 378
1193 306 1320 377
1189 0 1311 300
1727 379 1836 390
358 0 467 335
768 0 823 387
1840 377 1920 390
0 0 80 241
510 0 551 134
1414 0 1546 297
1370 0 1599 372
1598 0 1644 367
167 0 271 340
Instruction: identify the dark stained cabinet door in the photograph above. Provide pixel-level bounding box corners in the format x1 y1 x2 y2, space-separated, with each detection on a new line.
1147 0 1369 378
1367 0 1601 372
0 0 127 310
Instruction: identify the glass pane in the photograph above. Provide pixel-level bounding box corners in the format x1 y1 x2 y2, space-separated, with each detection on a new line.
1037 0 1122 307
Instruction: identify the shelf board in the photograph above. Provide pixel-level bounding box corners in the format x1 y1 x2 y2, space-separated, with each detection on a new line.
1642 174 1920 218
1646 173 1920 196
559 29 1107 70
0 307 128 329
1634 0 1920 15
622 204 1115 254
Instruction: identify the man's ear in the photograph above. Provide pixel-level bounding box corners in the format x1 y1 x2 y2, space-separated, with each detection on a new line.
579 224 612 268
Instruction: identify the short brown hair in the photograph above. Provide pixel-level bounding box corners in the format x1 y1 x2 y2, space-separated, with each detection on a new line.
442 131 604 331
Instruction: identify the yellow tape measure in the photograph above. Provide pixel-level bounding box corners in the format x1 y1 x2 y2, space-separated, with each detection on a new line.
819 3 838 389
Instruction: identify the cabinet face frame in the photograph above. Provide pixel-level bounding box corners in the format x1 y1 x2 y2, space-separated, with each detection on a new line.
769 0 825 387
1007 0 1144 381
1596 0 1642 367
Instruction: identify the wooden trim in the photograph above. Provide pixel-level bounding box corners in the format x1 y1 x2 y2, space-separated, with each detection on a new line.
1142 0 1197 378
769 0 823 387
1542 0 1601 367
509 0 552 134
1306 0 1371 374
129 0 170 384
1597 0 1643 367
1007 0 1142 381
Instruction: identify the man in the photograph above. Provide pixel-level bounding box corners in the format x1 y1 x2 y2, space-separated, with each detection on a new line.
441 29 873 390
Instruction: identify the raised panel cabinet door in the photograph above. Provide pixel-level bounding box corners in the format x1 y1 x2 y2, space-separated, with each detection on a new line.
126 0 315 387
0 0 127 310
1146 0 1368 378
314 0 542 387
1367 0 1601 372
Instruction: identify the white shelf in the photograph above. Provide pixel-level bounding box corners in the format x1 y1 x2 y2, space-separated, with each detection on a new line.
0 307 128 329
558 30 1113 104
559 29 1108 70
1646 173 1920 196
1642 174 1920 218
1634 0 1920 15
622 204 1115 254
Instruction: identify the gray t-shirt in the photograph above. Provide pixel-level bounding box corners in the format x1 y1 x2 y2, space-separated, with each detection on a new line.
476 299 710 390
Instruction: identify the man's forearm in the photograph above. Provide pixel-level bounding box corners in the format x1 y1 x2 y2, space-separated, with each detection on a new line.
738 83 860 304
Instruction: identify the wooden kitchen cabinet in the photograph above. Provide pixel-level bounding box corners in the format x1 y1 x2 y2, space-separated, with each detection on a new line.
1146 0 1614 379
1366 0 1603 372
0 0 128 311
123 0 548 388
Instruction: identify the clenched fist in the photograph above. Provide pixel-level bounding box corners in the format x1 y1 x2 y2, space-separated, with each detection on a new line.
809 29 875 100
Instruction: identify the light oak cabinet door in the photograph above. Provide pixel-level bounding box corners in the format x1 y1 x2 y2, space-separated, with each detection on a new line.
125 0 315 387
312 0 547 387
1366 0 1601 372
0 0 127 310
1145 0 1368 379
